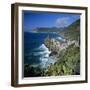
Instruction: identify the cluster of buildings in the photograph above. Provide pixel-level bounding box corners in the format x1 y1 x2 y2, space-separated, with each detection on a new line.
44 37 80 55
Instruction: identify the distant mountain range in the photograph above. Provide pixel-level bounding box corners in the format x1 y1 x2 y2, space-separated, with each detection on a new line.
33 27 65 33
32 19 80 40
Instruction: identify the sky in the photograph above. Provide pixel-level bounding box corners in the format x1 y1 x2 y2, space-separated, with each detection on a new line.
23 11 80 32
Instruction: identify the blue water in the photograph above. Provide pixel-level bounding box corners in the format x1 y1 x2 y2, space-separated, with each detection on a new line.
24 32 64 68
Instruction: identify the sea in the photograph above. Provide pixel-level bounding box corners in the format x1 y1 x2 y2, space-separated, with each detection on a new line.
24 32 65 68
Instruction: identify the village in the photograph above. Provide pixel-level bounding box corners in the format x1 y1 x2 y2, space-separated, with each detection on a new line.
44 36 80 56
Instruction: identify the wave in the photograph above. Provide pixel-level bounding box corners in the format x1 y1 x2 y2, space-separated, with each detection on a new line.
24 32 65 68
24 44 51 68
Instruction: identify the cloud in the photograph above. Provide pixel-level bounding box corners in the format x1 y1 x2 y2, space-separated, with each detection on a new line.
55 17 71 28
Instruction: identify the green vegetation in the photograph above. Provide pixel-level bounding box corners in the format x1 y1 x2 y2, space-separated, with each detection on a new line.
24 64 43 77
43 44 80 76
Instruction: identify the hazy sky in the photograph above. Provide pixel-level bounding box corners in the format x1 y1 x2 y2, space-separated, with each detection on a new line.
23 11 80 32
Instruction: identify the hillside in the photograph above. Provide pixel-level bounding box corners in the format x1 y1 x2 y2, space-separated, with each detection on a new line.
60 19 80 40
43 44 80 76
